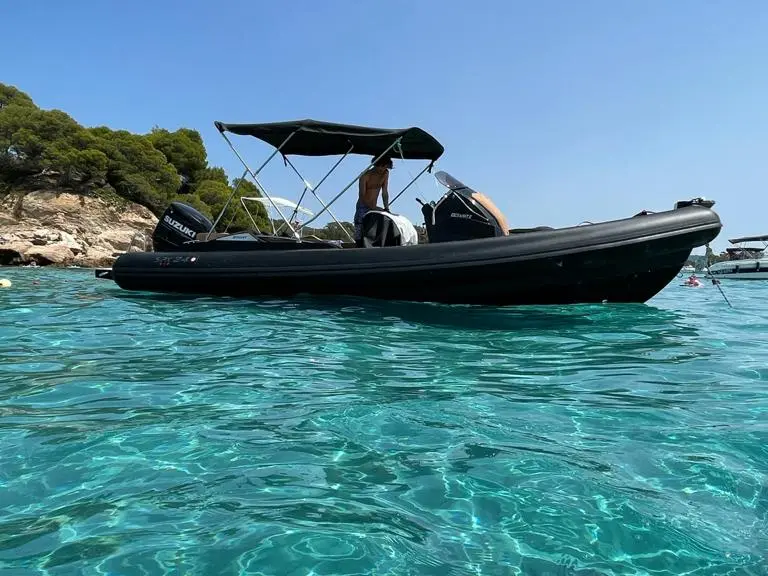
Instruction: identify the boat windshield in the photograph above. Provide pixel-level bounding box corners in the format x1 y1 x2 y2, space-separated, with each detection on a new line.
242 196 314 217
434 171 470 191
240 196 315 237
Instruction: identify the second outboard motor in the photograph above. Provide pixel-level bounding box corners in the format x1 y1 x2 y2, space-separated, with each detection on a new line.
421 171 509 243
152 201 214 252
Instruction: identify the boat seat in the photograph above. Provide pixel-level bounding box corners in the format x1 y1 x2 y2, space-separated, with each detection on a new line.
469 192 510 236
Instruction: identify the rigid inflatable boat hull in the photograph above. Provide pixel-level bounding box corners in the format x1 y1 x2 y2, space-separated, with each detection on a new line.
108 206 721 306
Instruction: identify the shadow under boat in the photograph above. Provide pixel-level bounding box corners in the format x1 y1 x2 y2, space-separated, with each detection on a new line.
94 118 723 307
103 285 693 338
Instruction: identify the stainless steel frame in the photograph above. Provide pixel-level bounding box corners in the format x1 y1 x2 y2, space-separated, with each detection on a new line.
214 130 300 237
282 151 354 241
214 129 438 241
298 138 403 230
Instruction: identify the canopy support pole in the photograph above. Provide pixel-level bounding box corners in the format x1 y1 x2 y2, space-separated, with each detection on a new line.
285 144 352 218
214 129 299 237
208 167 247 233
239 198 264 234
299 138 403 230
282 148 354 241
388 161 434 207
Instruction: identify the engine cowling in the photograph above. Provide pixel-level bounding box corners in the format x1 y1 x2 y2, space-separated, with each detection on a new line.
421 172 509 243
152 202 214 252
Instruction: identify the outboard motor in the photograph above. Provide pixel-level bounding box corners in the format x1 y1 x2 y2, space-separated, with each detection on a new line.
360 210 419 247
420 171 509 243
152 201 214 252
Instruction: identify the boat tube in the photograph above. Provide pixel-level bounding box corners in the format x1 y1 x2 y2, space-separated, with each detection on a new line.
97 119 722 305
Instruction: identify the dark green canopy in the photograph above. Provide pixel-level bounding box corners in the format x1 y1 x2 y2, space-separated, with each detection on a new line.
214 119 444 161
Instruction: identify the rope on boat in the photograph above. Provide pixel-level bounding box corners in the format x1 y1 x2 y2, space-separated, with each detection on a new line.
705 242 733 308
711 276 733 308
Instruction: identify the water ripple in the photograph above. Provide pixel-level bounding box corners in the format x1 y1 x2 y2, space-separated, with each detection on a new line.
1 267 767 574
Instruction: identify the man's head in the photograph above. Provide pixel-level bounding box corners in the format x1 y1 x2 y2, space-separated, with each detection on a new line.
371 156 393 174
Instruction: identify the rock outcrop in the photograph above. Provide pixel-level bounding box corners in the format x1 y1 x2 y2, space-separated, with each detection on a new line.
0 189 157 267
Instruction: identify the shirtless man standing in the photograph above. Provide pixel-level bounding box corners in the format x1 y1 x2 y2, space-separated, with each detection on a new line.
354 156 392 246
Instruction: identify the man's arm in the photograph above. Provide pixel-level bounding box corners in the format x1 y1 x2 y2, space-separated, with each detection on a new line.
382 172 389 210
358 173 366 203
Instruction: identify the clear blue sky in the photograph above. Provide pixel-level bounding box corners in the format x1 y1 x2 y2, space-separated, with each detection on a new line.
5 0 768 252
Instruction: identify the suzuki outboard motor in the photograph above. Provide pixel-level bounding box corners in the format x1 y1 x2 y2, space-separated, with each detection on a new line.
152 201 214 252
421 171 509 243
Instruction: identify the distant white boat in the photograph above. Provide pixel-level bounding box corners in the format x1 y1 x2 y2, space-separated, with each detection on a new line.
681 264 695 274
707 235 768 280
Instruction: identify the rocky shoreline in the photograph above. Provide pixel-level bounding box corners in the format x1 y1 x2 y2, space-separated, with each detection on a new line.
0 190 157 268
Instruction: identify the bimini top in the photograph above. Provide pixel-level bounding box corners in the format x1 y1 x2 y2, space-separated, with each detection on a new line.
729 234 768 244
214 119 444 161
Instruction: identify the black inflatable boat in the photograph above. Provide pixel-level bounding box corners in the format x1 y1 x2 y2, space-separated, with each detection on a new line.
96 119 722 305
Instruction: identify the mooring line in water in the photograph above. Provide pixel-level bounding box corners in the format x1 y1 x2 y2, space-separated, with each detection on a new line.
711 275 733 308
705 242 733 308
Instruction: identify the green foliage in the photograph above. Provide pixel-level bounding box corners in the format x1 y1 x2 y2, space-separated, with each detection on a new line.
94 185 130 210
0 84 35 110
59 148 110 184
194 166 228 185
194 179 231 211
298 220 356 241
229 177 269 231
97 130 180 212
320 221 355 240
0 82 276 228
174 194 214 219
231 177 259 197
146 127 207 181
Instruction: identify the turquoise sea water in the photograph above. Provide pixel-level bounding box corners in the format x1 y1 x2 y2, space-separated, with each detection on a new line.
1 267 767 575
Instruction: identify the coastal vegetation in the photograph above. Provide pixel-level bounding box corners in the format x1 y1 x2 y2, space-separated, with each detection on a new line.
0 82 270 232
